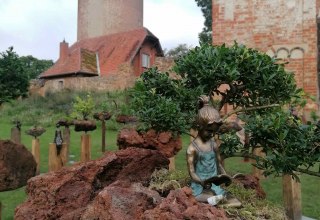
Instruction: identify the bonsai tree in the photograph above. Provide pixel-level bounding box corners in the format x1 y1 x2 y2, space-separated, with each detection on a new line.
93 103 112 152
71 94 96 133
131 43 320 178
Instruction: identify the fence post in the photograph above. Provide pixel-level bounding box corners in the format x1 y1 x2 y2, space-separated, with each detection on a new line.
81 133 91 162
282 174 302 220
31 138 40 175
11 127 21 144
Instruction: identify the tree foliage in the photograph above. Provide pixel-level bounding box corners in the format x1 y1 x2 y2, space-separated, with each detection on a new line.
195 0 212 44
0 47 29 104
19 55 53 80
131 43 320 178
130 68 202 135
173 43 298 110
165 44 193 60
71 94 95 120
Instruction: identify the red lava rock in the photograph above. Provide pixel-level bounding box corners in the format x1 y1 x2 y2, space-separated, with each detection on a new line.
117 128 182 158
80 183 162 220
0 140 36 191
234 174 266 199
117 128 144 148
115 115 138 124
142 187 228 220
14 148 169 220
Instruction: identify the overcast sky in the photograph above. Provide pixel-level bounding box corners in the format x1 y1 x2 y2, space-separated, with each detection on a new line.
0 0 204 61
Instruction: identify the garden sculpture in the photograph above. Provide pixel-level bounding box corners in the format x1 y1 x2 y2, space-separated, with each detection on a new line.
54 124 63 155
187 95 241 207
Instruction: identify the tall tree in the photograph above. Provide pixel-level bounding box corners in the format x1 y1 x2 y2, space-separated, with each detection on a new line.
195 0 212 45
165 44 193 59
0 47 29 104
19 55 53 80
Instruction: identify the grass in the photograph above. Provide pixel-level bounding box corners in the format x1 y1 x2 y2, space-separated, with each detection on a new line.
1 125 319 219
0 91 319 219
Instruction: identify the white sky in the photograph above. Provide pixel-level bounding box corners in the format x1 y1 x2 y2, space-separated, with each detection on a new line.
0 0 204 61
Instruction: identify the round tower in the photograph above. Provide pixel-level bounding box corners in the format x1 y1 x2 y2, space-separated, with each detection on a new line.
77 0 143 41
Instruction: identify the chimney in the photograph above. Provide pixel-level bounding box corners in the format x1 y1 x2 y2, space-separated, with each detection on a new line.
59 40 69 61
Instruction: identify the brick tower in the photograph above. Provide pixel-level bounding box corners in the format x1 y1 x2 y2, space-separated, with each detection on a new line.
77 0 143 41
212 0 320 112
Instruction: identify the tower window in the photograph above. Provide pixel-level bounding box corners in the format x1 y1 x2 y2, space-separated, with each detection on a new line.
142 53 150 68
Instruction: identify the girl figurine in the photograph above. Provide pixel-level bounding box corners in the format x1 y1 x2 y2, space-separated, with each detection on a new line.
187 95 241 207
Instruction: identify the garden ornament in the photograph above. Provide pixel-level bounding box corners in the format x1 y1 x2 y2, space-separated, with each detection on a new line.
187 95 241 207
12 120 21 130
54 124 63 155
25 126 46 139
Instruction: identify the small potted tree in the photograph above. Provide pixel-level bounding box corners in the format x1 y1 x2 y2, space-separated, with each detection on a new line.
93 103 112 152
71 94 96 162
25 124 46 174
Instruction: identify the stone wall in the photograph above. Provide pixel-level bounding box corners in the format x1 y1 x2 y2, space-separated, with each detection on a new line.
30 64 136 96
212 0 319 111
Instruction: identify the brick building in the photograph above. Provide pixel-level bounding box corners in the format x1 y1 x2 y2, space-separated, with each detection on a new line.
36 0 163 94
212 0 320 113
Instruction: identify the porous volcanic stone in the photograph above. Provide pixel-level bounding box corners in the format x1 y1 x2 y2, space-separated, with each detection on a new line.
15 148 169 220
0 140 36 191
142 187 228 220
117 128 182 158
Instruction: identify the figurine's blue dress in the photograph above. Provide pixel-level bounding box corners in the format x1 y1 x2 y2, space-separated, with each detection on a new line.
190 139 225 197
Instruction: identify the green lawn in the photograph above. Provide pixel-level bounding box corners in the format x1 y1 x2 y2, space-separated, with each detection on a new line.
0 124 319 219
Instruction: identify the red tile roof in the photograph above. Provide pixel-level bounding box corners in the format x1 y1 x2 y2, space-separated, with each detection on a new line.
40 28 162 79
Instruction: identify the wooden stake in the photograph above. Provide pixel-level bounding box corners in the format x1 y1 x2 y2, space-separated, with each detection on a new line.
63 127 70 162
11 127 21 144
48 143 67 172
252 147 265 180
102 120 106 152
81 133 91 162
60 143 68 166
282 174 302 220
31 138 40 175
169 157 175 171
0 202 2 220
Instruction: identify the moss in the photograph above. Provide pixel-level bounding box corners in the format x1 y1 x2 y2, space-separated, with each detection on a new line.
149 169 287 219
225 183 287 219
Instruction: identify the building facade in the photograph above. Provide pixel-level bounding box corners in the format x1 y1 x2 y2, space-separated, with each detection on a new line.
212 0 320 112
36 0 163 95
